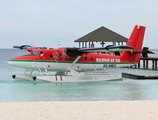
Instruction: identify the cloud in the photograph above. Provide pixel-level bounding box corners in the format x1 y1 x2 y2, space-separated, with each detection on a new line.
0 0 158 48
0 20 20 29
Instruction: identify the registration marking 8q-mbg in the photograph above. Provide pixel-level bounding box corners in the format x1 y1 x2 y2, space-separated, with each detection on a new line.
103 64 116 68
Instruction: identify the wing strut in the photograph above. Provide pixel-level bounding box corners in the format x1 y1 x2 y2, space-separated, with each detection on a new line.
68 56 81 68
67 56 83 76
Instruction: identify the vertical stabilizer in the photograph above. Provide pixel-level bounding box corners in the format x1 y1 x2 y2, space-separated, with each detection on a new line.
121 25 146 63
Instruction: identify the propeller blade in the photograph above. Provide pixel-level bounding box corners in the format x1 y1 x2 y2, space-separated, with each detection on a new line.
13 46 21 49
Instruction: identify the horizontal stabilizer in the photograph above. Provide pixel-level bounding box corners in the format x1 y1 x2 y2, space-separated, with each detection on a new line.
127 47 154 58
142 47 154 54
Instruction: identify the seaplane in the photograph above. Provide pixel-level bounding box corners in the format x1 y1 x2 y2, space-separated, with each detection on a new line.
9 25 146 82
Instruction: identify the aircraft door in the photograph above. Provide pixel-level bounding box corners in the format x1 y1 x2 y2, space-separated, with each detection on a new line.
34 51 44 71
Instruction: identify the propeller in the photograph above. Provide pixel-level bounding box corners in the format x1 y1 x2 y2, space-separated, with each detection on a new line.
53 51 60 61
13 45 32 50
56 38 62 48
60 49 67 59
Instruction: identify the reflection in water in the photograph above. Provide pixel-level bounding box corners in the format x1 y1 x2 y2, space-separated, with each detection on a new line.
1 76 158 102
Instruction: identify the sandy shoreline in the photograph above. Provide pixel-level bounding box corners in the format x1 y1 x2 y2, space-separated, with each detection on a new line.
0 101 158 120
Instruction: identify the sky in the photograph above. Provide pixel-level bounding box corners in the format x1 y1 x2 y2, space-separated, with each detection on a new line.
0 0 158 48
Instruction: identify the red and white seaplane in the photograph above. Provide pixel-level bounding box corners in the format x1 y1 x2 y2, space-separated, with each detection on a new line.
9 25 146 82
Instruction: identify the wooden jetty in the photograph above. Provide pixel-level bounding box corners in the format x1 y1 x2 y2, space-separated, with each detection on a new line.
122 73 158 79
135 57 158 70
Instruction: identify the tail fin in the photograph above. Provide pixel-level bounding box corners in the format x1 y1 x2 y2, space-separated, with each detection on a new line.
121 25 146 63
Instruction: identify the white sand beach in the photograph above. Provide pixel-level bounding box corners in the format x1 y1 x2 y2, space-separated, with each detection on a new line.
0 101 158 120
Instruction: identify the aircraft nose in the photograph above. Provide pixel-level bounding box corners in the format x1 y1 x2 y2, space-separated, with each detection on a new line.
8 58 25 69
8 56 22 67
8 54 37 69
8 59 17 66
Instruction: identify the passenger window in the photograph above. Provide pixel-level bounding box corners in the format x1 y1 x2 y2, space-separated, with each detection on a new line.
85 56 87 60
50 55 53 59
91 57 93 60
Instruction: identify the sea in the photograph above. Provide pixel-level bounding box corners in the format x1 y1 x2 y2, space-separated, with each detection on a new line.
1 49 158 102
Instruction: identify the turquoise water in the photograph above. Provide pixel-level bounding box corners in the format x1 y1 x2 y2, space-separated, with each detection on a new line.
0 49 158 102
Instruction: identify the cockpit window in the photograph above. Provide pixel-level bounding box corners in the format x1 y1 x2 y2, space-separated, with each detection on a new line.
31 50 39 55
20 50 40 57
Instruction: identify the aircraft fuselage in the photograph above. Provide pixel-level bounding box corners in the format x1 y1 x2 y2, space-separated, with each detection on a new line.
9 48 134 72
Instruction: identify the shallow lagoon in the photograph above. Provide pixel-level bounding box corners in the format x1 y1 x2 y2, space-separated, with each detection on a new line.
0 49 158 102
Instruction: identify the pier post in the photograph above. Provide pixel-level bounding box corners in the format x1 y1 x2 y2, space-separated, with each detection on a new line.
146 60 148 69
155 60 157 70
143 60 145 69
152 60 154 70
138 61 140 68
134 64 136 68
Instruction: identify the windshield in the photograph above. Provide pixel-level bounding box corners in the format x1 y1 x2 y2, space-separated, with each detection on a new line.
20 50 40 57
31 50 39 55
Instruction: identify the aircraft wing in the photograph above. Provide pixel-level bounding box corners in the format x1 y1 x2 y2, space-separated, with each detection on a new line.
64 45 135 57
79 45 135 52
